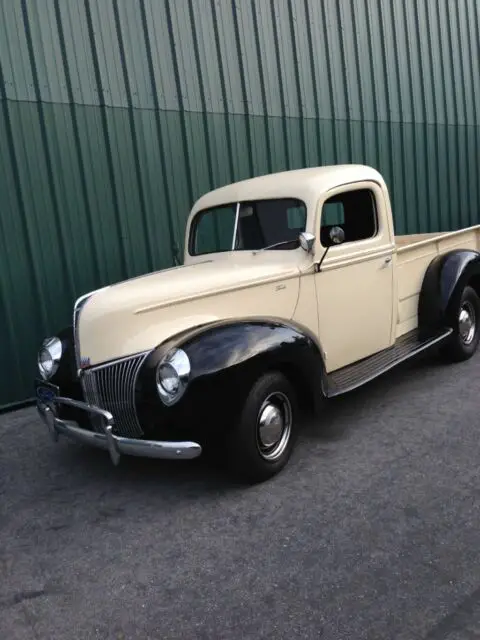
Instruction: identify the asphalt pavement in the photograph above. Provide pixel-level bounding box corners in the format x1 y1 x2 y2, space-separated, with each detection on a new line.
1 347 480 639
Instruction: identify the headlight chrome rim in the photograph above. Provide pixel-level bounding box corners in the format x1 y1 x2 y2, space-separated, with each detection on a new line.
156 348 190 406
37 336 63 380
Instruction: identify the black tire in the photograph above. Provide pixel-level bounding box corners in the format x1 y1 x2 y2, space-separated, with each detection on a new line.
225 371 299 484
440 284 480 362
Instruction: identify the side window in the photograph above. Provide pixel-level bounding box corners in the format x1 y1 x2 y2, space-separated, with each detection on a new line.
322 201 345 227
320 188 377 246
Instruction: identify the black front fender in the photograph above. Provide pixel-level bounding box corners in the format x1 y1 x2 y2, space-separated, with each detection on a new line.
137 319 326 438
185 320 323 381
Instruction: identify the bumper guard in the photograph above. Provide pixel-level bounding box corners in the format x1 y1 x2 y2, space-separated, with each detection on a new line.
36 395 202 465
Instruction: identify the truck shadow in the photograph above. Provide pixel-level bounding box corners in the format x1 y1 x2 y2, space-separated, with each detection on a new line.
58 433 246 496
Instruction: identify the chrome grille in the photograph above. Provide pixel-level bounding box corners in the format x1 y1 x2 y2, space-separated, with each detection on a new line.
80 353 147 438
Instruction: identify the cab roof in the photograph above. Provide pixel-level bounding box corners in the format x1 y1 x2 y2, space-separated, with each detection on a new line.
190 164 384 216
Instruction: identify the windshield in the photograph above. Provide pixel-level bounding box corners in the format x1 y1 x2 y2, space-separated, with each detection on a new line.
189 198 307 256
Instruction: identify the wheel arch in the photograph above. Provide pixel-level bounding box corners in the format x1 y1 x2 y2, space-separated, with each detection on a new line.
261 359 320 418
467 272 480 300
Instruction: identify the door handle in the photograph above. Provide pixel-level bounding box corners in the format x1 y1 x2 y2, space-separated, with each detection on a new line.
382 256 392 267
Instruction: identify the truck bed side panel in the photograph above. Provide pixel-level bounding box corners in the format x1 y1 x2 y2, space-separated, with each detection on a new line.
395 227 480 337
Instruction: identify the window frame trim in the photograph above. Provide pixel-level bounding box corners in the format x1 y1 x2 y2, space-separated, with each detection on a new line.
318 185 380 249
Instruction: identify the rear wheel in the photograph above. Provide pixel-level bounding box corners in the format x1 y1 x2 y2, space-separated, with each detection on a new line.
225 371 299 484
440 285 480 362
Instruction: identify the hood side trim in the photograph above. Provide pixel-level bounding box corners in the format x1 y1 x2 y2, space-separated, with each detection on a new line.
134 269 300 315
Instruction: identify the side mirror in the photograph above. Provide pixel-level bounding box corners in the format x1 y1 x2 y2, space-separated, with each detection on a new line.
299 232 315 253
329 226 345 245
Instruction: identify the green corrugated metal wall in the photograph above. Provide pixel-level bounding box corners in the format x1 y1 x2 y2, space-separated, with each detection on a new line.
1 0 480 408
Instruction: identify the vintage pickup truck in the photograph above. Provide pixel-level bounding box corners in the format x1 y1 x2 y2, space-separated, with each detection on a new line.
35 164 480 483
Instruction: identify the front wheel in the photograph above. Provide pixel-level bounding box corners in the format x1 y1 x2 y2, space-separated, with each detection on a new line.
440 284 480 362
225 371 299 484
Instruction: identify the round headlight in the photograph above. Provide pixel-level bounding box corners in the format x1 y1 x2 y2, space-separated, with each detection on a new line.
158 363 180 394
37 336 63 380
156 348 190 405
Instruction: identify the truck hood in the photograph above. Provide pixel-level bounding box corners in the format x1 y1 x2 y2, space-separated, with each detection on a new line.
77 254 302 366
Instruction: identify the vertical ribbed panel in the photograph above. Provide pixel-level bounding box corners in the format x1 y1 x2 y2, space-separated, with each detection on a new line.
81 354 146 438
2 0 479 123
1 0 480 407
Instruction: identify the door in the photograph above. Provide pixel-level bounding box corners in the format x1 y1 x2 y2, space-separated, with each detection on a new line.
314 182 395 373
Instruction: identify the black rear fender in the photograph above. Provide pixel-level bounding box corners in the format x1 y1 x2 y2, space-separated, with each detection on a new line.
418 249 480 336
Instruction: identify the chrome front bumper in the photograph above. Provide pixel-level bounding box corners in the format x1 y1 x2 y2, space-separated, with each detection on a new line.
36 395 202 465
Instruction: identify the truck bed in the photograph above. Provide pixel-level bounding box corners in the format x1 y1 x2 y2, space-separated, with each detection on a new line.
395 231 451 248
395 225 480 337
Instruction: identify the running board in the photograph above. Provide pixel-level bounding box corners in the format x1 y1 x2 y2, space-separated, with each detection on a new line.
325 327 453 398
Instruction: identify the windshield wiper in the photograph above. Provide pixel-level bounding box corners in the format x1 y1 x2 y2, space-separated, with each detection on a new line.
254 239 299 253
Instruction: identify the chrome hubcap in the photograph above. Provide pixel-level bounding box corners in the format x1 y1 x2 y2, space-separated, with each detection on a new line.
257 392 292 461
459 301 476 345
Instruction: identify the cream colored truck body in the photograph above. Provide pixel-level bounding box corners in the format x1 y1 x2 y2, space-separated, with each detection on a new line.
77 164 480 374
